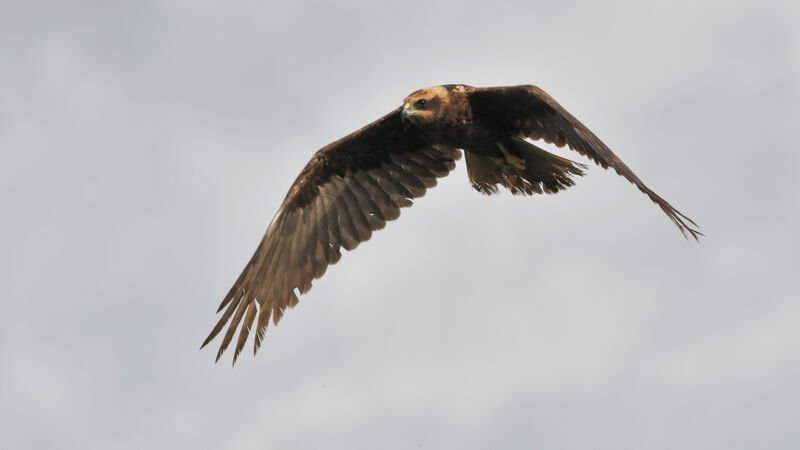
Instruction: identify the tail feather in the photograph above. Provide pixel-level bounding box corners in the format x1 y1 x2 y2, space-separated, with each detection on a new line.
466 137 586 195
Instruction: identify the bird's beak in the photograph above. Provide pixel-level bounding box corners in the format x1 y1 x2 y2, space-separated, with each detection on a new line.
401 102 412 123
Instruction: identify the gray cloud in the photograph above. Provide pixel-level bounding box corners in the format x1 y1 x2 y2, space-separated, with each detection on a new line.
1 1 798 449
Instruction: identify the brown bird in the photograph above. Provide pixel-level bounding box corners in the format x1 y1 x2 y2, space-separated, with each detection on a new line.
202 84 702 364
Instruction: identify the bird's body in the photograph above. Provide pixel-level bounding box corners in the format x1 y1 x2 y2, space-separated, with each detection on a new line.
202 84 701 364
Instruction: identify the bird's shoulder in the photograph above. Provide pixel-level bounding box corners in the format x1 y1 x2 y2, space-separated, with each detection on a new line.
467 84 554 109
282 108 428 211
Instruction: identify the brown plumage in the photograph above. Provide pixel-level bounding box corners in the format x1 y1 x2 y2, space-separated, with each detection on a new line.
202 84 702 364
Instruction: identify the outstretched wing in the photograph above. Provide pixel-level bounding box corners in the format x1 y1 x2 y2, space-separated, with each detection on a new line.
467 85 701 240
202 109 461 364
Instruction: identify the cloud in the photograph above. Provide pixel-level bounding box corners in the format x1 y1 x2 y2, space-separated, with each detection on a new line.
1 1 798 449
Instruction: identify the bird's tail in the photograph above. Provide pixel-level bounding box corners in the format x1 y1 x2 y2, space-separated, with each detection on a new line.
466 136 586 195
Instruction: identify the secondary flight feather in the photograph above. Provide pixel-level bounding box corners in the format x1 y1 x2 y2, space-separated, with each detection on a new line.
202 84 702 364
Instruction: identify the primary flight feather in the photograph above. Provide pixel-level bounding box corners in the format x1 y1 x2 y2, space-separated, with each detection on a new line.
202 84 702 364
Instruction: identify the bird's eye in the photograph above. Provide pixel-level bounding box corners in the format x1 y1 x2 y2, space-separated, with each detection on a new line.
414 99 427 108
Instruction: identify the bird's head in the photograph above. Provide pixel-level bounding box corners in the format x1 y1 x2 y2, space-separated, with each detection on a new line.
401 86 449 126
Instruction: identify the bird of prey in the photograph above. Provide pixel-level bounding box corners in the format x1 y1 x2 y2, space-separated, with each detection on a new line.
202 84 701 364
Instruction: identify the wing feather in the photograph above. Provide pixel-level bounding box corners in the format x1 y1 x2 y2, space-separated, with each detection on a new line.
202 289 241 350
331 181 361 251
339 182 373 241
347 178 387 229
253 295 272 354
382 165 427 197
354 171 401 221
233 300 258 365
371 168 414 207
320 190 343 264
395 157 437 186
203 109 461 363
216 295 248 362
469 85 701 240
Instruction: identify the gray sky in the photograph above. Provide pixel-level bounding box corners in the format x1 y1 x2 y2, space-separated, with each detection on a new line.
1 1 799 449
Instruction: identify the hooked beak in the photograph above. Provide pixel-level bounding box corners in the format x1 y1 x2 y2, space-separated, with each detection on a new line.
401 102 411 123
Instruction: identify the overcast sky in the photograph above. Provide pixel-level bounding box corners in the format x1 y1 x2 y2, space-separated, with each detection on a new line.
1 1 799 449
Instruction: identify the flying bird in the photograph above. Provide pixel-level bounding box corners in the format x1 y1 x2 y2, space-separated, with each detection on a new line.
202 84 702 364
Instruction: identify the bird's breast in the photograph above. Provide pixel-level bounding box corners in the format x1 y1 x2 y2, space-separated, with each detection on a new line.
420 117 493 150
